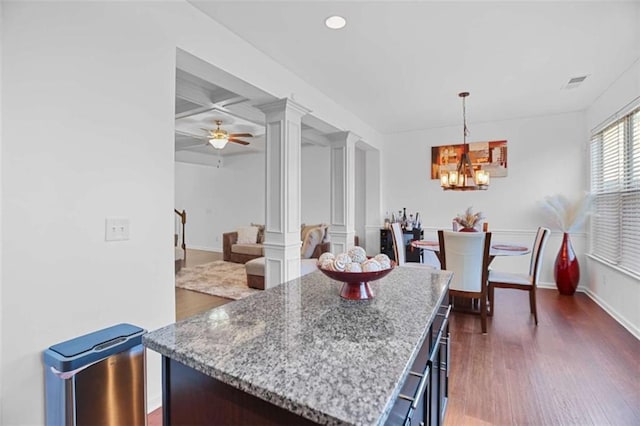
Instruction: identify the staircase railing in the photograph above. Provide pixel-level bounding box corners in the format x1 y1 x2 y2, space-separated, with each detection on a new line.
174 209 186 259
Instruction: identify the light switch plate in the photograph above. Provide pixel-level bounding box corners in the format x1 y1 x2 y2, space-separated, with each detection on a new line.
105 218 130 241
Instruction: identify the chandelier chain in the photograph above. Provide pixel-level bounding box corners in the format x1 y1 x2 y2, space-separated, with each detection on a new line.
462 96 468 142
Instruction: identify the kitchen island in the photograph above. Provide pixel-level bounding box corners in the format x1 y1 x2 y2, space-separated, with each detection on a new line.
144 267 452 425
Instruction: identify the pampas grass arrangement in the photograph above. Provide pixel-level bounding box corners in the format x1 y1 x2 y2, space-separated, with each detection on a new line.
454 206 485 229
539 192 593 233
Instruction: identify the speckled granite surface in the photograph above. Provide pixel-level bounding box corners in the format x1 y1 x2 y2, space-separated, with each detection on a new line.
144 267 452 425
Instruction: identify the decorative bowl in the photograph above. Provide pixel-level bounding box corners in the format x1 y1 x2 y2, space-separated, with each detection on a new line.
317 263 396 300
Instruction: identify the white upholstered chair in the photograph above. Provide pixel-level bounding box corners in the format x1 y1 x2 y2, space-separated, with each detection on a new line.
390 223 435 271
438 230 492 333
390 223 406 265
488 227 550 325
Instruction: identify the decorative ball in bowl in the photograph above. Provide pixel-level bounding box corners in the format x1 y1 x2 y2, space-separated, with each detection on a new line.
317 248 395 300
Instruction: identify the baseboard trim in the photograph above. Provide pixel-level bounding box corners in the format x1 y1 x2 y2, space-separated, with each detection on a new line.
537 282 639 340
147 392 162 414
537 282 587 292
581 287 640 340
537 281 557 290
187 244 221 253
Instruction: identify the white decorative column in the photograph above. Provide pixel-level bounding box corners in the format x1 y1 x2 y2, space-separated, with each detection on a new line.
364 149 382 255
328 131 359 254
258 98 310 288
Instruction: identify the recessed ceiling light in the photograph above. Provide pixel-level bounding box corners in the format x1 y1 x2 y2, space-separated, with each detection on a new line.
325 15 346 30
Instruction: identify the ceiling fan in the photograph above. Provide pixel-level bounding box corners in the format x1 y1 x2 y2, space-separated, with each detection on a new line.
202 120 253 149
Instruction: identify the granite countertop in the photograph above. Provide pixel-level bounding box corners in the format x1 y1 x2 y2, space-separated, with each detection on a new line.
144 267 452 426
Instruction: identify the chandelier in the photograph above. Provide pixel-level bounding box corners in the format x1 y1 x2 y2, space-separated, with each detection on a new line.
440 92 489 191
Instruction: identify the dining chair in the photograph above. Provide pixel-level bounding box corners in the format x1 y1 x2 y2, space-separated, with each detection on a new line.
390 223 407 265
391 223 435 271
488 227 550 325
438 230 492 333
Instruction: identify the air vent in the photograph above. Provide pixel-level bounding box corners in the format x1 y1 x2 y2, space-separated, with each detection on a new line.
564 75 588 90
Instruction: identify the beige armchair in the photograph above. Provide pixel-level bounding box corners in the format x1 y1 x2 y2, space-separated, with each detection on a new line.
223 231 333 264
223 231 263 264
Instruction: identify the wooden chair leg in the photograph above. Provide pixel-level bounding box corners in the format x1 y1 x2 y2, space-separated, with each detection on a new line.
481 292 487 334
488 284 494 317
530 289 538 325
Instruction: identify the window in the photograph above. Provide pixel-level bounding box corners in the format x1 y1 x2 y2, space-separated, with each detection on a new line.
590 106 640 276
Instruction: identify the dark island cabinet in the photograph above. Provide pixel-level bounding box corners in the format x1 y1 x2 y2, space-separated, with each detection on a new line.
386 302 451 426
380 228 424 263
144 268 453 426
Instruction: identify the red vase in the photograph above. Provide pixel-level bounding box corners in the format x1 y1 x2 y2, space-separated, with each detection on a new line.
554 232 580 295
459 227 478 232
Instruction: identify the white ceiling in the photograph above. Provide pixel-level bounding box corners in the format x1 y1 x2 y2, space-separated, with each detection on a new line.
189 1 640 134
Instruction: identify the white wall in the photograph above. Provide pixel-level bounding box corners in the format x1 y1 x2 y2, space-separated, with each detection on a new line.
1 1 382 424
175 144 333 251
301 145 331 224
3 3 176 423
0 0 4 418
382 111 588 286
586 58 640 132
585 59 640 339
175 155 265 251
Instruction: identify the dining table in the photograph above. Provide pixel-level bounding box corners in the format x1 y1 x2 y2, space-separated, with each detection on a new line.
410 239 531 265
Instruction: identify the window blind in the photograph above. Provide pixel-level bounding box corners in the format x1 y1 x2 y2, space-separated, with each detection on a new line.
590 108 640 276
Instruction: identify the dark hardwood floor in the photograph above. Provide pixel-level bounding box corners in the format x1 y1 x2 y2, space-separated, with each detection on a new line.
445 288 640 425
175 287 230 321
150 273 640 425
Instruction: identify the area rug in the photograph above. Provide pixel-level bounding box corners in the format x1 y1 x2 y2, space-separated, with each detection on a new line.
175 260 260 300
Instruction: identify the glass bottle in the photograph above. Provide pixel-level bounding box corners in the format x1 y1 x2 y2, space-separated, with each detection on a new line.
415 212 421 229
402 208 407 228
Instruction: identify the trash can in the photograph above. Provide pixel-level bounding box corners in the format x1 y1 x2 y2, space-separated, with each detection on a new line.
43 323 146 426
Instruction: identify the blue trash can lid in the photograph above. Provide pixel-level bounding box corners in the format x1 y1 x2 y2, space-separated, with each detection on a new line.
44 323 145 371
49 323 143 357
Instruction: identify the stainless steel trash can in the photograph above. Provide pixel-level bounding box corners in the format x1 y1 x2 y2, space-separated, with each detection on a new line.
43 323 146 426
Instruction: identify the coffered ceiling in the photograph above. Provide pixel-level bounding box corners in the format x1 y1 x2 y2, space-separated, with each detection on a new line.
188 1 639 134
175 61 342 159
175 68 265 157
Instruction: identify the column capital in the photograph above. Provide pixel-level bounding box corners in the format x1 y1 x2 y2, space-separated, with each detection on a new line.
256 97 311 118
327 131 361 147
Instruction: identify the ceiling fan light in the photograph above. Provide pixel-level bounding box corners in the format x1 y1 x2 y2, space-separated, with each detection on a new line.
209 138 228 149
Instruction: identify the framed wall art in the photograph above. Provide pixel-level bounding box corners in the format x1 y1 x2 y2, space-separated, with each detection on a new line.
431 140 508 180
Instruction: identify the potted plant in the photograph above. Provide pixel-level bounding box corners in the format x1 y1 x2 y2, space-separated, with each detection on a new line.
539 193 592 295
454 207 485 232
